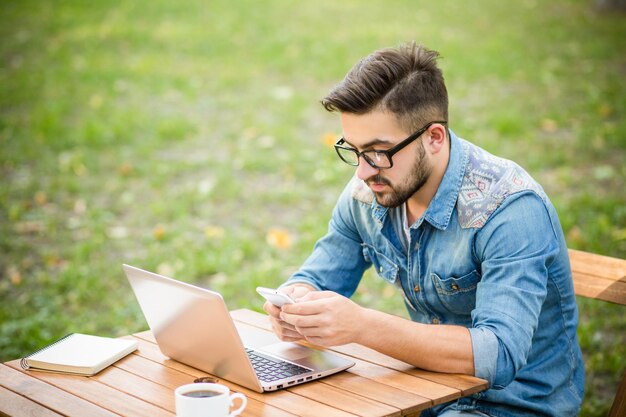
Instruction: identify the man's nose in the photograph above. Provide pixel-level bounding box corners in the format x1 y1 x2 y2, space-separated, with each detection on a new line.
355 157 379 181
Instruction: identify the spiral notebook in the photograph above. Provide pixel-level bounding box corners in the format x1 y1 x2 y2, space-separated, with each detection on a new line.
20 333 138 376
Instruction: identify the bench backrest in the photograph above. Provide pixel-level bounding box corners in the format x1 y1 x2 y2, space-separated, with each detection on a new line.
569 249 626 417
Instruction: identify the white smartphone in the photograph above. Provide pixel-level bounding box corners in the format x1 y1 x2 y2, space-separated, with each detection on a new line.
256 286 295 307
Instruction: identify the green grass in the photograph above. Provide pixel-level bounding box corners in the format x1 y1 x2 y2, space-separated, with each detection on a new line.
1 1 625 415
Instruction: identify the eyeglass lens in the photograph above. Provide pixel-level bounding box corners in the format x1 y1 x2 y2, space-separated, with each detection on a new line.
337 147 391 168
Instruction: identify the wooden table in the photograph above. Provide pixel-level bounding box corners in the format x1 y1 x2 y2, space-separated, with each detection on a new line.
0 309 487 417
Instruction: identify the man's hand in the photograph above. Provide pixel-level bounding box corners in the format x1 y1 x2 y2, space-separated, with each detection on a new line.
279 291 364 347
266 286 474 374
263 284 313 342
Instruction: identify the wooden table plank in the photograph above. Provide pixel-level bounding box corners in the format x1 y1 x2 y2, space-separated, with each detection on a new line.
127 336 357 417
6 361 173 417
320 372 429 416
92 360 175 412
0 364 119 417
338 355 458 406
328 343 488 396
288 380 401 417
132 330 156 343
0 384 64 417
114 350 192 388
407 369 488 397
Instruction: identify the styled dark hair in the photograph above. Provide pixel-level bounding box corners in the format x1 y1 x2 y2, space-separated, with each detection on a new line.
321 42 448 131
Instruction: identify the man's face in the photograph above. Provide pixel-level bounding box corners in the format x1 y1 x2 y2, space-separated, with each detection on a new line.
339 110 433 208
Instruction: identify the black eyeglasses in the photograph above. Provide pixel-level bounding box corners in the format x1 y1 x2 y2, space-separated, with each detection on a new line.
334 121 447 169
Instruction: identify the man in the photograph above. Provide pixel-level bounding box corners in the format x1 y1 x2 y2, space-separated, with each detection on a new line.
263 42 584 416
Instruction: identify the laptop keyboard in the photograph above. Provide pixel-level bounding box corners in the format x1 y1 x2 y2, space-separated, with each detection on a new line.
245 348 311 383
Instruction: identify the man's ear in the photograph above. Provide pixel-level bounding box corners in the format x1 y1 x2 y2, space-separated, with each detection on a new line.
425 124 447 154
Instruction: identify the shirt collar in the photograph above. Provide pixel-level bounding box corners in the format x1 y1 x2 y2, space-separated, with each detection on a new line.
420 130 467 230
371 199 388 225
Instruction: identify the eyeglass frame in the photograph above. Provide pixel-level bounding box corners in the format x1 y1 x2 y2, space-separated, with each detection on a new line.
334 120 448 169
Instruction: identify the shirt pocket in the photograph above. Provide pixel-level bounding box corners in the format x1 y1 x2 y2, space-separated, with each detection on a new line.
430 270 480 315
361 243 399 284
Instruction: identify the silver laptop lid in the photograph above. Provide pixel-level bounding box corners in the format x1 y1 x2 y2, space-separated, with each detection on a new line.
123 264 263 392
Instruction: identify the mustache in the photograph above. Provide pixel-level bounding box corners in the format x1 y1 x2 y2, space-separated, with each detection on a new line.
366 175 391 186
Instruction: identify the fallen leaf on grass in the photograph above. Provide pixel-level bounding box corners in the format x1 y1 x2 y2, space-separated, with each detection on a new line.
7 266 21 285
321 132 339 148
266 228 292 249
118 162 134 176
153 225 166 240
34 191 47 206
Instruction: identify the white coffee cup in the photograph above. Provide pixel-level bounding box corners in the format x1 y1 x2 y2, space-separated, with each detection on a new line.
174 383 247 417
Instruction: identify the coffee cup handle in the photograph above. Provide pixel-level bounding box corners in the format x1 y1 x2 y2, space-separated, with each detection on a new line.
229 392 247 416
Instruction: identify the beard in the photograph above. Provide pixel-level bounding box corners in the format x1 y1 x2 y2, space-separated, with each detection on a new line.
366 141 433 208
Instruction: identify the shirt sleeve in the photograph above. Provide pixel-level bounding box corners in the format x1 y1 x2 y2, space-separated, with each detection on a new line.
470 191 560 388
284 179 370 297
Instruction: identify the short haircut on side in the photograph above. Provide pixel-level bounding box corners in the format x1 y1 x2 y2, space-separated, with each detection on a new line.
321 42 448 131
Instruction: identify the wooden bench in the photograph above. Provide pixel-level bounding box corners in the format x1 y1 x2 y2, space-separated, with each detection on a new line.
569 248 626 417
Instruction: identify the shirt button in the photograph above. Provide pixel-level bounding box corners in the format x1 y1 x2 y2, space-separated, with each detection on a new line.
379 266 384 273
451 284 459 291
414 242 419 250
413 284 420 292
432 318 440 324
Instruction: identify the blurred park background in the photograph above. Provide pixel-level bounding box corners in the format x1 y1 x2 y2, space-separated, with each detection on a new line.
1 0 624 415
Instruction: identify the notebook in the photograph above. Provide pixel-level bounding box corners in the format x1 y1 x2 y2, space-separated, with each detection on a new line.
123 264 355 392
20 333 138 375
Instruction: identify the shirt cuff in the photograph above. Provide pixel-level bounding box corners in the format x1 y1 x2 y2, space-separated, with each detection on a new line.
469 327 498 387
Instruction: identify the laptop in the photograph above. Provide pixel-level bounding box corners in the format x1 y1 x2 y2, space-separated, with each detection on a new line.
123 264 355 392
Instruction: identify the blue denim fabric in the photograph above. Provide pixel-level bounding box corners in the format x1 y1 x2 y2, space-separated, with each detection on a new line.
286 132 584 417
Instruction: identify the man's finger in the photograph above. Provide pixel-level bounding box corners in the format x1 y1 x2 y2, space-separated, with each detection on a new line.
281 295 333 316
278 320 298 332
295 290 336 302
280 310 324 329
271 321 303 340
264 301 283 318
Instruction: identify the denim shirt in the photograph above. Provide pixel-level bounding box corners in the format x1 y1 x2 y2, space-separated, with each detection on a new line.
287 132 584 417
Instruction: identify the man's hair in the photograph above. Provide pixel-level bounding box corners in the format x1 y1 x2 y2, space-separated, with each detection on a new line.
321 42 448 131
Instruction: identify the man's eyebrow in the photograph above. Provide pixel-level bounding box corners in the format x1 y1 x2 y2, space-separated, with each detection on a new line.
343 138 393 150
